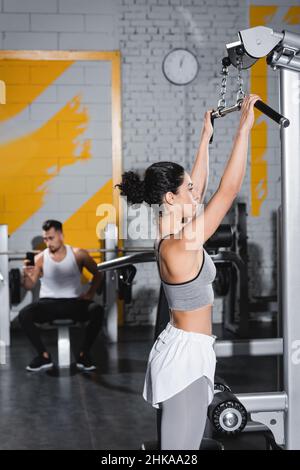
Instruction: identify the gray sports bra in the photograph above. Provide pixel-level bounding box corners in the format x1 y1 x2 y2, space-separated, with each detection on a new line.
154 234 216 311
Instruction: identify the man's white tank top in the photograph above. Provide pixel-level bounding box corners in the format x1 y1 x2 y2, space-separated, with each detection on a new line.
40 245 82 298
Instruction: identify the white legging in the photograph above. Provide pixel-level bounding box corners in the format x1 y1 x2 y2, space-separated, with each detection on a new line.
160 376 209 450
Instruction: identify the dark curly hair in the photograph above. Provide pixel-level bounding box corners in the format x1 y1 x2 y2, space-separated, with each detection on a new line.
42 219 63 232
115 162 185 208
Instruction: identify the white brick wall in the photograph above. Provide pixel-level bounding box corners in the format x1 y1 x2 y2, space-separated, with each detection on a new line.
0 13 30 30
3 32 58 49
0 0 298 325
59 32 115 50
0 0 118 50
31 14 85 32
59 0 115 15
3 0 58 14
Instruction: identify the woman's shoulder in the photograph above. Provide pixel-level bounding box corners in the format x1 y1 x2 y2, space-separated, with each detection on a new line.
159 237 204 280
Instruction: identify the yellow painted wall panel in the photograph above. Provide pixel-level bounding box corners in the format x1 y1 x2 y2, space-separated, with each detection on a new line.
22 160 58 178
0 177 32 194
64 230 101 250
7 85 47 104
1 212 34 229
29 63 72 85
58 142 91 158
63 213 87 230
0 64 30 84
58 121 91 137
65 179 113 248
5 194 41 211
24 140 61 158
0 60 73 122
251 122 268 149
249 5 278 216
33 122 58 140
284 6 300 24
0 96 90 233
249 5 278 26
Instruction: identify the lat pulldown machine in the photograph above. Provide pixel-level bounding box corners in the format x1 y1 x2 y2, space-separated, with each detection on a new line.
211 25 300 450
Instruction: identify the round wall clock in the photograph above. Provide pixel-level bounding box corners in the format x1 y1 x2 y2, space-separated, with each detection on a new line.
162 48 199 85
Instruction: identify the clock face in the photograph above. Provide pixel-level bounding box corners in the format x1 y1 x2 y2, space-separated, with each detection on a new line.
162 48 199 85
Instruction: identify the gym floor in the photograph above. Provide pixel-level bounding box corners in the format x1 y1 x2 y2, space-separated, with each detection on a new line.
0 321 279 450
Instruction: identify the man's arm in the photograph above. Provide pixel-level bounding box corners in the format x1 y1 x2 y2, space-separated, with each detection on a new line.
78 250 104 300
22 253 43 290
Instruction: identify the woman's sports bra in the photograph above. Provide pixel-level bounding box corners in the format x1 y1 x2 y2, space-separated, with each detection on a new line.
154 234 216 311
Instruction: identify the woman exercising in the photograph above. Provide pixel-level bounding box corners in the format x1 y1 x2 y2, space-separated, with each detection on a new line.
116 94 259 450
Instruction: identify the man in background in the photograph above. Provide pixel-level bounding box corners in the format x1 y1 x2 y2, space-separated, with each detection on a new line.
19 220 104 372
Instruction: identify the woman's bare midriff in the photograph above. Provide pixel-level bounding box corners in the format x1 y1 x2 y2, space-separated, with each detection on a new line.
170 305 212 336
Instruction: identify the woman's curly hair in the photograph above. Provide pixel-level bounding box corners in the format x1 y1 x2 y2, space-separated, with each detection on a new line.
115 171 145 204
115 162 185 208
